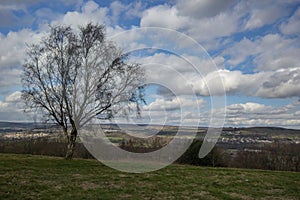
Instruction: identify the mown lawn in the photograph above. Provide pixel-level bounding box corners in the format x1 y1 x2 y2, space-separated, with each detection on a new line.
0 153 299 199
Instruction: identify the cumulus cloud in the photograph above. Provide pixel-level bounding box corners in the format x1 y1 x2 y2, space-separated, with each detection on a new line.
294 110 300 116
124 1 144 19
176 0 236 19
136 100 300 128
224 33 300 71
0 0 83 29
143 96 205 111
256 68 300 98
242 0 292 30
140 0 298 43
0 29 45 97
0 68 22 94
141 5 188 30
140 4 239 43
201 68 300 98
0 91 30 121
223 101 300 127
131 51 300 98
280 7 300 36
51 1 110 27
0 2 33 28
123 96 206 126
135 53 220 75
110 1 127 24
158 67 300 98
0 29 45 68
227 102 273 114
109 1 145 24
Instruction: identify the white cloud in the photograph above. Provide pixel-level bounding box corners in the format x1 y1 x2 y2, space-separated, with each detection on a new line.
0 2 33 28
197 70 242 96
280 7 300 36
140 4 239 43
140 0 299 49
124 1 144 19
34 7 63 24
3 91 21 103
242 0 291 30
121 46 230 100
255 68 300 98
0 29 45 96
0 0 84 29
0 69 22 92
294 111 300 116
0 91 30 121
110 1 127 24
227 102 273 114
143 96 205 111
133 51 300 98
187 12 239 42
223 101 300 127
51 1 110 27
188 67 300 98
176 0 235 19
141 5 188 30
0 29 45 68
135 53 219 75
121 96 206 126
224 33 300 71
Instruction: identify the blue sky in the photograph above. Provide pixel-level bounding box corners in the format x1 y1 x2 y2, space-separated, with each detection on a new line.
0 0 300 128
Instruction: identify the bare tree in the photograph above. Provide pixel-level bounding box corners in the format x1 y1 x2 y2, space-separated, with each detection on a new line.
22 23 145 159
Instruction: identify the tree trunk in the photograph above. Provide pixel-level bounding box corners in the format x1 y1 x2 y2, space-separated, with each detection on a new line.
65 127 77 159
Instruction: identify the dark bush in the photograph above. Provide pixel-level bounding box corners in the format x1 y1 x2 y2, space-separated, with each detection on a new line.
176 139 225 167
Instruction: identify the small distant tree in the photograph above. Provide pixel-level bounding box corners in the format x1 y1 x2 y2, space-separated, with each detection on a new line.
22 23 145 159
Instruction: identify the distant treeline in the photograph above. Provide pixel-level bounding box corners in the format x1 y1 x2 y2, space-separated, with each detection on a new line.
0 136 299 172
176 140 300 172
0 137 93 159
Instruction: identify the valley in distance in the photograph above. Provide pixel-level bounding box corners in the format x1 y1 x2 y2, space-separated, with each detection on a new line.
1 121 300 171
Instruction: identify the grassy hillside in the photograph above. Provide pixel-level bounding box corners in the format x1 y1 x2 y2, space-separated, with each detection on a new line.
0 154 299 199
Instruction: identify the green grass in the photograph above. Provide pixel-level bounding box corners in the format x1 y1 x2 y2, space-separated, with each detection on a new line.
0 153 299 199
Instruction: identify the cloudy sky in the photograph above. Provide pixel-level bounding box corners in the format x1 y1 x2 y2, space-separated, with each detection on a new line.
0 0 300 128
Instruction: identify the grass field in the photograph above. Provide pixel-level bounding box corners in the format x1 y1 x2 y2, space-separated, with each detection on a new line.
0 154 299 199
